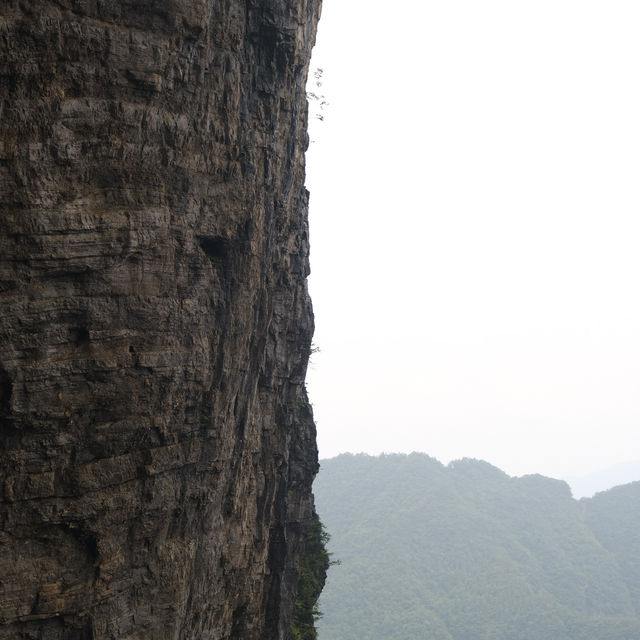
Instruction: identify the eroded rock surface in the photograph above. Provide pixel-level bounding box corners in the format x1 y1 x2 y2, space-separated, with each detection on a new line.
0 1 321 637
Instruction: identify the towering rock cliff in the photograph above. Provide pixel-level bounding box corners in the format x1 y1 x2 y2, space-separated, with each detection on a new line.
0 1 322 638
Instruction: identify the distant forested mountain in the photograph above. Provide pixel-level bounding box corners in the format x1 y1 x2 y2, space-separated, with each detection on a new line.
314 453 640 640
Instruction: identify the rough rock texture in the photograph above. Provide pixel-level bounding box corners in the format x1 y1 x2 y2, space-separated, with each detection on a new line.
0 1 321 638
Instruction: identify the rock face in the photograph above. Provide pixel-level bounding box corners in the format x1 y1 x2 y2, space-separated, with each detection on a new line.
0 1 321 638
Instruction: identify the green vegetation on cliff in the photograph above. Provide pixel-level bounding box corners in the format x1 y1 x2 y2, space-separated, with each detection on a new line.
314 453 640 640
291 512 331 640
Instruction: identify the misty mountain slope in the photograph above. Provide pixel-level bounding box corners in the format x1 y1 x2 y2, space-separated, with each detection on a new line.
584 481 640 615
314 454 640 640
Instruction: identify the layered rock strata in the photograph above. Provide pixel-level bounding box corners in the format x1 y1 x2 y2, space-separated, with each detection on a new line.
0 0 321 637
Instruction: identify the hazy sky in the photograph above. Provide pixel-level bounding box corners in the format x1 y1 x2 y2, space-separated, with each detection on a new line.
304 0 640 479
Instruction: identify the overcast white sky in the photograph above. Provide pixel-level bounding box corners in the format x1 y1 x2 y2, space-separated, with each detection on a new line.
304 0 640 480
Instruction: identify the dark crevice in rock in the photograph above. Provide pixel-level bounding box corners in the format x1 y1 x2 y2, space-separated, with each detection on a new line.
70 326 90 346
198 235 230 270
0 367 12 419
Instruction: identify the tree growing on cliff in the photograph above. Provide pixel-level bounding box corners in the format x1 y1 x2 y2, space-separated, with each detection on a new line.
291 512 332 640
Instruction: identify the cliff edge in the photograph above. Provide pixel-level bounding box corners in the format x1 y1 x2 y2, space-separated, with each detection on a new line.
0 0 322 637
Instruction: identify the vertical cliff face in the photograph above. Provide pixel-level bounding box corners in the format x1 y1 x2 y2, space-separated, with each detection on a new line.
0 1 321 638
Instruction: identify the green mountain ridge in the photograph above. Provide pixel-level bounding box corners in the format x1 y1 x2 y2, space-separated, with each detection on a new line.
314 453 640 640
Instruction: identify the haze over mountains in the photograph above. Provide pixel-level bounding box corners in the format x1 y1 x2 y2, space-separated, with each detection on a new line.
564 460 640 499
314 453 640 640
